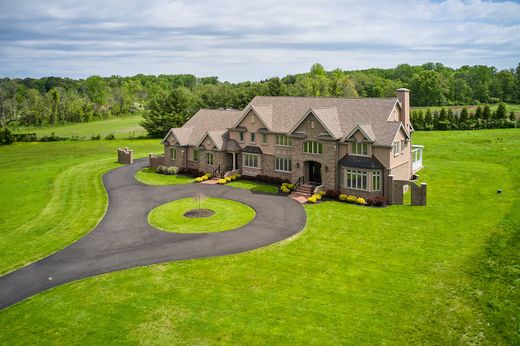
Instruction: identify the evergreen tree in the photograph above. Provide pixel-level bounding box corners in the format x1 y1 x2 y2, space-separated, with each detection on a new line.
509 111 516 121
474 106 483 119
424 109 433 130
494 102 507 120
459 107 469 129
482 105 491 120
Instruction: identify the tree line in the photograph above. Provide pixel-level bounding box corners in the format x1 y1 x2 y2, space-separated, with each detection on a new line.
1 62 519 137
411 103 517 131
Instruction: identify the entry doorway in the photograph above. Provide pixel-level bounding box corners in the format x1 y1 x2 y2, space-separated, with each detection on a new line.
305 161 322 184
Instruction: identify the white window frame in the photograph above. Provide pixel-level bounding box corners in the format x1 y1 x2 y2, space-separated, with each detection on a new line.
344 169 368 191
275 157 292 172
207 152 214 165
393 141 400 157
250 132 256 144
275 135 292 147
352 142 369 156
261 133 268 145
372 171 381 191
243 154 259 168
304 141 323 154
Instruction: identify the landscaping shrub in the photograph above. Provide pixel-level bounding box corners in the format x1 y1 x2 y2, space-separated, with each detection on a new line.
180 168 202 177
326 190 341 199
280 186 290 193
225 177 232 182
217 179 227 184
346 195 357 203
155 165 167 174
195 177 203 182
104 133 116 140
356 197 366 205
166 167 179 175
39 132 68 142
366 196 386 207
201 176 208 181
203 173 212 179
230 175 237 181
91 134 101 140
318 190 325 196
313 193 322 200
307 196 317 203
12 132 37 142
0 127 15 145
339 194 348 201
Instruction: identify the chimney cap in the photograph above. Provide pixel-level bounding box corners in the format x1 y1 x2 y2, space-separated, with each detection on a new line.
397 88 410 92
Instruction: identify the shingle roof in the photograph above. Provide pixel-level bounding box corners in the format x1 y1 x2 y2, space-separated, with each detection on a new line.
242 146 263 154
242 96 401 146
165 109 242 146
338 155 385 169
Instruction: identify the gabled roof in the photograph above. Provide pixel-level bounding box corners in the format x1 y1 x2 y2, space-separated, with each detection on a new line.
288 107 342 139
339 154 385 169
196 130 227 150
343 124 376 143
164 109 242 147
231 105 272 131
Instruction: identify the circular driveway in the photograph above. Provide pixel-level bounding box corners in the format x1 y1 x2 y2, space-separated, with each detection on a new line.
0 159 306 310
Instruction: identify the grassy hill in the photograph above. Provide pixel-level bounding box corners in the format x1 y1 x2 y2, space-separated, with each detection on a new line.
14 116 146 139
0 129 519 344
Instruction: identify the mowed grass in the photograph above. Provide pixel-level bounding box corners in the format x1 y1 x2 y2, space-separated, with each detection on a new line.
148 198 255 233
226 179 279 194
135 167 194 185
14 115 146 139
411 102 520 114
0 139 162 275
0 129 519 344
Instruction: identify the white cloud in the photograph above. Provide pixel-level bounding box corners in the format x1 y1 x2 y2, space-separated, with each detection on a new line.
0 0 519 80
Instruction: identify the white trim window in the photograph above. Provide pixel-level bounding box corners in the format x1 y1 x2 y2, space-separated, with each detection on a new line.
352 142 369 156
304 141 323 154
393 141 401 157
193 149 199 161
250 132 256 144
207 152 214 165
275 157 292 172
345 169 368 190
372 171 382 191
243 154 259 168
262 133 268 145
276 135 292 146
171 148 177 160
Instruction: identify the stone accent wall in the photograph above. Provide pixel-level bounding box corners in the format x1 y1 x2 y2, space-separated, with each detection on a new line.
118 147 133 164
385 174 427 206
198 150 229 175
148 154 165 169
290 113 338 191
162 145 187 169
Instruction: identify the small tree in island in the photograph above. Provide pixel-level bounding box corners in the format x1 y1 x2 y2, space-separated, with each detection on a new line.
194 193 207 210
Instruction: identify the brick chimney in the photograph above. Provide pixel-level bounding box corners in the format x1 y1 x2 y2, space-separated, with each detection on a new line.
396 88 410 131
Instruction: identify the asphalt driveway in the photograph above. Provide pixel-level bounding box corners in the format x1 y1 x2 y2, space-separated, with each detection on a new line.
0 159 306 310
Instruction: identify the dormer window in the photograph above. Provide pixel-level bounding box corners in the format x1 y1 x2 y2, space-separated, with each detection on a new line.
352 142 369 156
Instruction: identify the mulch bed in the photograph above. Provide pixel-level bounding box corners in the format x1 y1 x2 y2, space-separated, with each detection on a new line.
183 209 215 218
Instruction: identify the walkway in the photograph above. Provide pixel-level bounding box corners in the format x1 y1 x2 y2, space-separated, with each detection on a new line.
0 159 306 310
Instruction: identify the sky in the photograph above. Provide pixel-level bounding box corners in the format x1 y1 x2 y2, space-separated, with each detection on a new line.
0 0 519 82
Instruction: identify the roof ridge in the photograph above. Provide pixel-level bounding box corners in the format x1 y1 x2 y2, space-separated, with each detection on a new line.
252 95 397 100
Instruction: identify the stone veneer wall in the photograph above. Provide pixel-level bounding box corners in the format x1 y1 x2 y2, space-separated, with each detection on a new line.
118 147 133 164
261 154 292 181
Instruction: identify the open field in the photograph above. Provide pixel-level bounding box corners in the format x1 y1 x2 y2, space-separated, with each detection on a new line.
14 116 146 139
411 103 520 114
0 129 519 344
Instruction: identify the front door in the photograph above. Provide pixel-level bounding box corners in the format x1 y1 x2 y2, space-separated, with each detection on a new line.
307 161 322 184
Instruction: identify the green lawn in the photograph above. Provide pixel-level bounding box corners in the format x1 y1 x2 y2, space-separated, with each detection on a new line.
411 103 520 114
135 167 194 185
14 115 146 139
0 139 162 275
0 129 519 344
226 179 279 194
148 197 255 233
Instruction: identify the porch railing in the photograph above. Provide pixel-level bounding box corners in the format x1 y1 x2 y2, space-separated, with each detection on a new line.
412 145 424 173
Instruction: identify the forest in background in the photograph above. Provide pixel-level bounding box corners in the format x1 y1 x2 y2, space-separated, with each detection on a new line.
1 62 519 137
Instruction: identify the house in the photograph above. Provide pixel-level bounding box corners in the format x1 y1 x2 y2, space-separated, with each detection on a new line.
153 88 424 202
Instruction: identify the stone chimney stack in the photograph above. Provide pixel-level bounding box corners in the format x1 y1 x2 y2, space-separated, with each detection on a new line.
396 88 410 131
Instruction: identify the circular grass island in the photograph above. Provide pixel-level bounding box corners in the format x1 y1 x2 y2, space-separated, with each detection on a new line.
148 197 255 233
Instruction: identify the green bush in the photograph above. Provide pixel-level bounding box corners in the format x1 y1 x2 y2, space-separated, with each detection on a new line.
195 177 203 182
356 197 366 205
155 165 167 174
281 186 290 193
339 194 348 201
166 166 178 175
313 193 322 200
104 133 115 140
318 190 325 196
225 177 232 182
307 196 317 203
91 134 101 140
288 184 295 190
230 175 237 181
204 173 212 179
347 195 357 203
217 179 227 184
0 127 15 145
